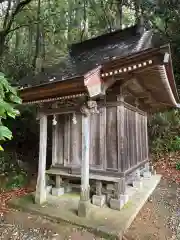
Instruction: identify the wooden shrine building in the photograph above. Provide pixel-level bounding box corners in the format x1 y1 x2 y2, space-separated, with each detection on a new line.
19 24 179 216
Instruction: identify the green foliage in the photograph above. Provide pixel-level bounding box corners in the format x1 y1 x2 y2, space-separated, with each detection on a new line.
0 73 21 150
176 162 180 171
0 151 27 190
5 173 27 190
148 110 180 156
0 0 180 160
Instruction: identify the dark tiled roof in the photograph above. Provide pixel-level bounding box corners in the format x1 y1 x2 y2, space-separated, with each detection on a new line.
19 25 154 88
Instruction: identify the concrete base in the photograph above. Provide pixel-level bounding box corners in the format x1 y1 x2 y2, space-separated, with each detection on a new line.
78 200 90 217
106 183 114 191
92 195 106 207
9 174 161 240
132 180 143 189
34 190 47 205
46 185 52 195
52 187 64 196
110 194 129 211
64 184 72 193
143 171 152 178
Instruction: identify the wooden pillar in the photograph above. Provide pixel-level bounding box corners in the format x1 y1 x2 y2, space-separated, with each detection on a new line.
78 114 90 217
35 113 47 205
52 115 58 166
81 115 90 197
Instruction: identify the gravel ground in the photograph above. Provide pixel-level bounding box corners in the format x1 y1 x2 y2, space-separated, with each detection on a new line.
0 179 178 240
125 179 179 240
0 211 104 240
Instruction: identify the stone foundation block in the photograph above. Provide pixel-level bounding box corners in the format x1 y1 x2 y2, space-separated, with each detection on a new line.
150 166 156 175
106 183 114 191
110 194 129 211
106 193 112 205
132 180 143 189
52 187 64 196
92 195 106 207
46 185 52 195
78 200 90 217
64 184 72 193
143 171 152 178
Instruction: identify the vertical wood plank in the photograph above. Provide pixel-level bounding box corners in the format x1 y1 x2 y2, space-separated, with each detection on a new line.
52 115 58 166
131 111 135 167
100 107 106 170
127 109 131 169
89 113 100 167
35 113 47 204
57 115 64 165
117 94 125 172
135 110 139 163
64 114 70 166
139 114 142 162
143 115 146 159
145 114 149 159
106 107 118 170
124 107 128 171
70 113 82 166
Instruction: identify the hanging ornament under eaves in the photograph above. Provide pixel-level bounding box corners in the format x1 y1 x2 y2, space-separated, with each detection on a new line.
52 115 57 126
72 112 77 125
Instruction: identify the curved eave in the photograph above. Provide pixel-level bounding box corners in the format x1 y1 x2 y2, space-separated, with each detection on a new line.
101 44 179 111
20 76 86 103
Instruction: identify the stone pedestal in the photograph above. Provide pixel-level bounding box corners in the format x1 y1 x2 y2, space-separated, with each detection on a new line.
46 185 52 195
35 185 47 205
132 179 143 189
150 165 156 175
52 187 64 196
78 200 90 217
92 195 106 207
64 184 72 193
143 171 152 178
110 194 129 211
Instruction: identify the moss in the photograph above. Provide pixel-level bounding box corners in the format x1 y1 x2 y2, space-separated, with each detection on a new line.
122 200 133 209
59 192 79 199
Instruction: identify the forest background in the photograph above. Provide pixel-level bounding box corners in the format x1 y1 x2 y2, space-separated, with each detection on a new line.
0 0 180 186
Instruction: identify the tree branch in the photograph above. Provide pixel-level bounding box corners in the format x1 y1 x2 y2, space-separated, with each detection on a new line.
3 0 12 29
8 24 31 33
5 0 33 33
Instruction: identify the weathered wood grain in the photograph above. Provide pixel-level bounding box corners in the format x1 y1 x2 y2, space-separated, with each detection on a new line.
106 106 118 170
89 113 100 167
64 115 70 166
70 113 82 166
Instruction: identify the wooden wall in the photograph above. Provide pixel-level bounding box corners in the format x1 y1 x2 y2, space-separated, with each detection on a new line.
52 103 148 174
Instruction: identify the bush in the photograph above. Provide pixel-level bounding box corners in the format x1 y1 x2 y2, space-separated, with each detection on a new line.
5 173 27 189
148 109 180 156
176 162 180 171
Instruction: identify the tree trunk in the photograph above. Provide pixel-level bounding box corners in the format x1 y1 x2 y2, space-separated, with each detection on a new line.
0 32 6 57
33 0 43 74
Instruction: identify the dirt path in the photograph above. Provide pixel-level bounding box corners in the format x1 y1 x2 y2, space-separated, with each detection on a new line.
125 179 178 240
